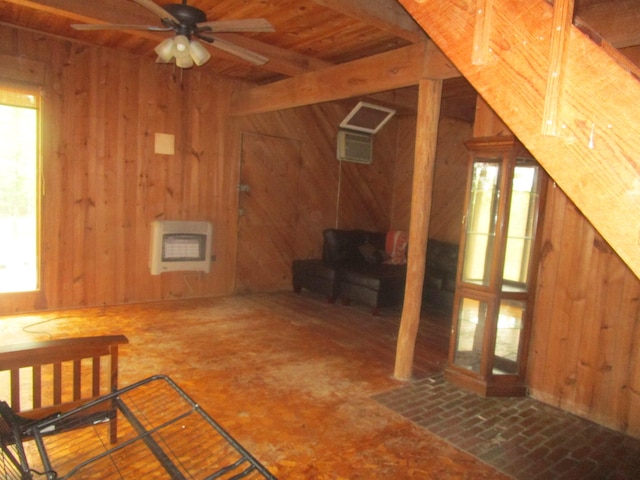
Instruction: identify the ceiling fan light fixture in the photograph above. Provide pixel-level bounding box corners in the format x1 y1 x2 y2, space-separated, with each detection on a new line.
172 35 190 56
189 40 211 66
154 37 175 63
175 52 194 69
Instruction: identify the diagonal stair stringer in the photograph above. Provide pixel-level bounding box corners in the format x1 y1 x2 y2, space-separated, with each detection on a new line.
399 0 640 279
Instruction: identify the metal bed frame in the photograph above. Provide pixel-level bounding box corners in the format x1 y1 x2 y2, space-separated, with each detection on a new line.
1 374 277 479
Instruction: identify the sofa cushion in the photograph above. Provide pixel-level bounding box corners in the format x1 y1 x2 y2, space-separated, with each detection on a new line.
341 263 406 289
322 229 367 265
424 274 443 290
358 243 378 263
292 259 338 281
358 243 389 264
426 239 459 272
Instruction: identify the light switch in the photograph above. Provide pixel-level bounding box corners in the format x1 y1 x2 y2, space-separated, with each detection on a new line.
155 133 175 155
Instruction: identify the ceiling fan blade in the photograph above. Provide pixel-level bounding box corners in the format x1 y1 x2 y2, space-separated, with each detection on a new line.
207 36 269 65
133 0 179 23
196 18 275 33
71 23 171 32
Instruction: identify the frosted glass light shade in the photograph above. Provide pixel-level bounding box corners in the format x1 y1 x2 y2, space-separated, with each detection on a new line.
175 52 194 69
189 40 211 66
154 38 174 63
172 35 190 56
154 36 210 69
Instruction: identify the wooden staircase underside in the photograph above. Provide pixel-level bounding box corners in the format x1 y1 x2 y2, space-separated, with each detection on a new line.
399 0 640 279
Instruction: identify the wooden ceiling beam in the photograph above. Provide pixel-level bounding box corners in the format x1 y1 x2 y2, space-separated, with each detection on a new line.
359 87 419 115
308 0 427 43
230 41 459 116
3 0 157 24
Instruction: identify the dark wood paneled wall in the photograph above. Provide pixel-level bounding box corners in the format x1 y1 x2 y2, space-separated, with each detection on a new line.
470 99 640 436
528 183 640 437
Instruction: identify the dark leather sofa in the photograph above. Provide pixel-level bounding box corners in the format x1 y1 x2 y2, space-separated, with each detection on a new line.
292 228 406 315
422 238 459 312
292 228 459 314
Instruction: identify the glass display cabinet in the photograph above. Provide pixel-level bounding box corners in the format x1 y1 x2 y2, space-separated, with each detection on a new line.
446 136 547 396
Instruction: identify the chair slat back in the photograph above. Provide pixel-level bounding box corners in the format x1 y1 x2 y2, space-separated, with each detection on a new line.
0 336 128 418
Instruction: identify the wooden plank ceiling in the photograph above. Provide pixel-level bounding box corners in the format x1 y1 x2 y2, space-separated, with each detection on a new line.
0 1 634 80
2 0 635 121
1 0 639 276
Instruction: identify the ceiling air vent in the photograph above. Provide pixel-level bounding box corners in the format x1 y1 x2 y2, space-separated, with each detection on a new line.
339 101 396 134
337 129 373 164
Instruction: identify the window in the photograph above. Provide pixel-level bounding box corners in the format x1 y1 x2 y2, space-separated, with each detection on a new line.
0 86 40 293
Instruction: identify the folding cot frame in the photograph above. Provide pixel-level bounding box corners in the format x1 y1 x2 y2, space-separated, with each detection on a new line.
0 336 277 479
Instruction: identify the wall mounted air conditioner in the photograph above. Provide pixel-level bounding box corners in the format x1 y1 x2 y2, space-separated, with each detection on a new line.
337 129 373 164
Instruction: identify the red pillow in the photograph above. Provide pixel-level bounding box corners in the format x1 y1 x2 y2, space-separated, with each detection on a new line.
384 231 408 265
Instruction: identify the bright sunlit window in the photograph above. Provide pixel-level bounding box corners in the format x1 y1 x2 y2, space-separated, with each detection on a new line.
0 86 40 293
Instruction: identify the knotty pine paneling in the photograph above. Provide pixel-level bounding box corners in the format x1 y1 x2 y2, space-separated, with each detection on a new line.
0 25 238 313
231 102 470 293
229 99 401 291
528 182 640 437
0 23 407 312
391 114 471 244
389 114 415 231
429 118 471 244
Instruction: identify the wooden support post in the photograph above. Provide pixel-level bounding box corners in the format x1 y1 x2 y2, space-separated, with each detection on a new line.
394 78 443 381
542 0 574 136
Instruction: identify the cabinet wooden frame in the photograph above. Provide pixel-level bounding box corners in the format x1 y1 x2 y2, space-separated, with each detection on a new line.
446 136 547 397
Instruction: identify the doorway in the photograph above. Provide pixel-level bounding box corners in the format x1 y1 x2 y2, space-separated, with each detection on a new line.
236 132 301 294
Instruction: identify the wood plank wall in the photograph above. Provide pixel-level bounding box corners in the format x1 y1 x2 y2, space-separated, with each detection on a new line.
229 100 401 274
0 25 403 312
391 114 470 244
472 98 640 436
528 183 640 437
471 94 640 437
0 25 238 312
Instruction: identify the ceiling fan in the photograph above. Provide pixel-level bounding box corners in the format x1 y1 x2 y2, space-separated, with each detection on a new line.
71 0 274 68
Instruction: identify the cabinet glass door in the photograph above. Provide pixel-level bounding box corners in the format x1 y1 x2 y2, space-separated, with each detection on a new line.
453 296 492 373
502 163 541 293
461 161 500 287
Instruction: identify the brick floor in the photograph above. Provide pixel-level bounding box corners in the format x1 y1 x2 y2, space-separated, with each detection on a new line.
373 372 640 479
